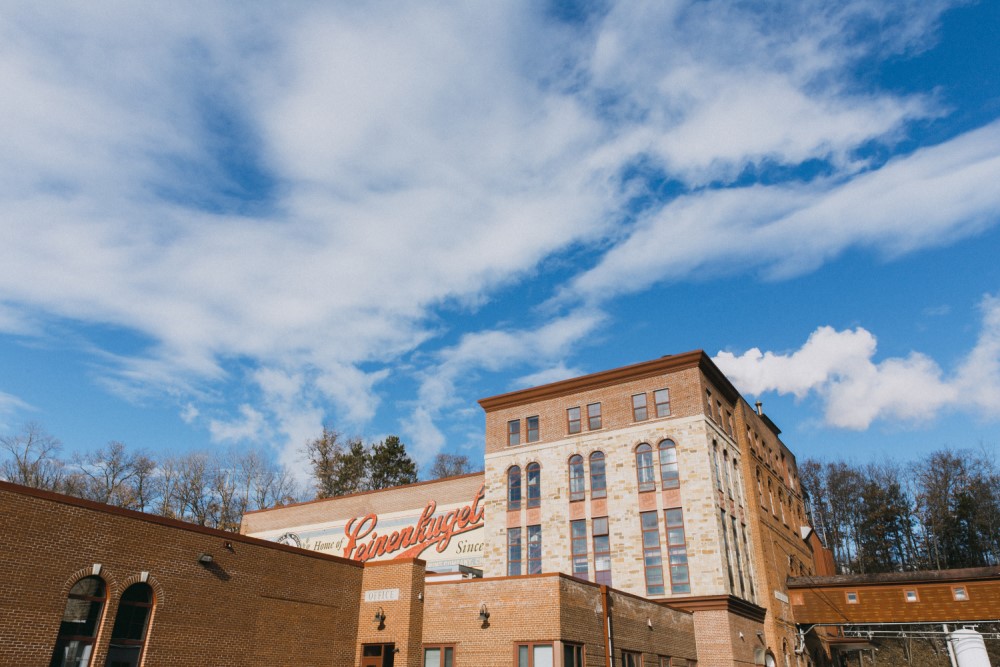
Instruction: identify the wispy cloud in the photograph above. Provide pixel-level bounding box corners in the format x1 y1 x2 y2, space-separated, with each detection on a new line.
0 391 33 431
0 1 989 462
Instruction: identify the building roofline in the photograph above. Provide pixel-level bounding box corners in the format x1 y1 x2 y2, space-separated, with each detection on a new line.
478 350 742 411
788 566 1000 589
242 470 485 516
0 479 362 568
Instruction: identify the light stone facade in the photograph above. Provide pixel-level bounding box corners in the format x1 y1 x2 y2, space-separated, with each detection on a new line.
480 354 759 606
478 350 823 665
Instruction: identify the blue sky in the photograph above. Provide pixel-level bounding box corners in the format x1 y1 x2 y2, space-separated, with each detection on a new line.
1 1 999 477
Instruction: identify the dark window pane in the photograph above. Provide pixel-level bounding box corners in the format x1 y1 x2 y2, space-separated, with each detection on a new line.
567 407 581 434
526 416 539 442
587 403 602 430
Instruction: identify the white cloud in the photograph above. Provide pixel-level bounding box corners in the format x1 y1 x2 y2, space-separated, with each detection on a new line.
179 403 199 424
0 391 33 430
567 119 1000 301
403 311 606 464
715 295 1000 429
208 404 266 443
0 1 988 461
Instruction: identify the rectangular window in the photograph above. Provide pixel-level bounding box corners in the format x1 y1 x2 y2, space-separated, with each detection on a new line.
730 516 745 598
526 415 540 443
632 393 648 421
720 510 734 592
654 388 671 417
705 389 714 420
665 509 690 594
518 644 553 667
640 511 665 596
846 591 858 604
424 646 455 667
567 407 581 434
570 520 589 579
564 643 584 667
587 402 602 430
507 528 522 576
953 586 969 601
593 516 612 586
904 589 918 603
741 524 756 600
527 524 542 574
508 420 520 446
623 651 642 667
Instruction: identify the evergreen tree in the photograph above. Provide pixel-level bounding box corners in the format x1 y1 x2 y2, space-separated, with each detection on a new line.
368 436 417 490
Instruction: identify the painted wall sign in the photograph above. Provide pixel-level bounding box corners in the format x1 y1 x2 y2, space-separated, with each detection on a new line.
344 485 484 562
252 485 486 570
364 588 400 602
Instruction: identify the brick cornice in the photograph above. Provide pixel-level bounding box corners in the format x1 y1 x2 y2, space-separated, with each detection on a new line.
478 350 741 411
662 594 767 623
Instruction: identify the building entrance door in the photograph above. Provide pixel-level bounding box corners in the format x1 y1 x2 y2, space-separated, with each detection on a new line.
361 643 395 667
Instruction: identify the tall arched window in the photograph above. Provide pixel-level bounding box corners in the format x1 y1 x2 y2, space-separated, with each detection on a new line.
526 462 541 508
635 444 655 492
105 583 154 667
568 455 585 502
507 466 521 510
658 440 679 489
50 576 106 667
589 452 606 499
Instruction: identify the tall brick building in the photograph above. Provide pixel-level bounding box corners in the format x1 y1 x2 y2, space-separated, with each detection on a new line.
7 350 996 666
475 350 822 666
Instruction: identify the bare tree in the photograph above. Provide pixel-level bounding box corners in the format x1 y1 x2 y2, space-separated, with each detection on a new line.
429 452 472 479
71 441 149 508
0 422 64 490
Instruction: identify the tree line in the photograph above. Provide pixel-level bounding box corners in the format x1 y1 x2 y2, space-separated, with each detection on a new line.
0 422 474 532
802 446 1000 574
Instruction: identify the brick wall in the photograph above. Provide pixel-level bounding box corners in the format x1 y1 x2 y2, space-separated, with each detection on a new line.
423 573 696 666
0 480 369 667
356 559 426 667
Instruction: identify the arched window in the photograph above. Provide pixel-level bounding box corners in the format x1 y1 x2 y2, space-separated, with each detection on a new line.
589 452 607 499
526 462 541 508
568 455 585 502
658 440 679 489
635 444 655 492
507 466 521 510
50 576 106 667
105 583 154 667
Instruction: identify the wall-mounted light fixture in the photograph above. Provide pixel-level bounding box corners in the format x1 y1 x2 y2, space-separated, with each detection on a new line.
198 553 213 565
647 618 653 629
478 604 490 623
373 607 386 626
